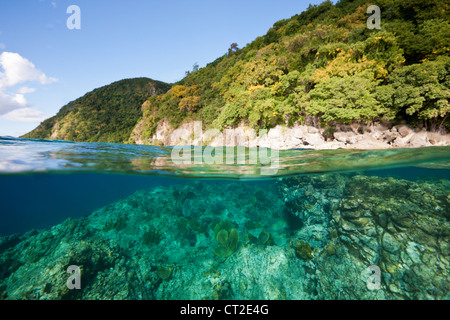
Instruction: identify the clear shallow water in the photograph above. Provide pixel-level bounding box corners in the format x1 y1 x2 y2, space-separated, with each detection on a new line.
0 137 449 300
1 136 449 178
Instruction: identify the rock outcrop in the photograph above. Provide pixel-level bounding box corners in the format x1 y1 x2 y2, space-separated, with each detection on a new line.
278 174 450 299
133 120 450 150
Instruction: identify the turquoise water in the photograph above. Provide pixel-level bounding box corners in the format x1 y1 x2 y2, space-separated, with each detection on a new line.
0 136 449 300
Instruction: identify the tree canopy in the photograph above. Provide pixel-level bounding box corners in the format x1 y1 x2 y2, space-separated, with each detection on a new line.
23 78 171 143
139 0 449 135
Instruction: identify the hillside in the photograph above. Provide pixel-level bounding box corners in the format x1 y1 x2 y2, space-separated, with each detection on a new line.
135 0 449 142
22 78 171 143
25 0 450 145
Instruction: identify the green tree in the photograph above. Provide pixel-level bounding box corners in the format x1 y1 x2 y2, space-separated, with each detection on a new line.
228 43 240 56
380 56 450 131
303 74 391 124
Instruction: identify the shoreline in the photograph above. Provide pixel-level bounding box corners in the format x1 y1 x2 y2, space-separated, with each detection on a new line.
133 120 450 150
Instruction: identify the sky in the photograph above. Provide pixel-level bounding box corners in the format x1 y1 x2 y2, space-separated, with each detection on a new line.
0 0 325 137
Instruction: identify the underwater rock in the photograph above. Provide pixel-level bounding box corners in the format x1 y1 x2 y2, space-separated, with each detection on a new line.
0 174 448 300
219 246 313 299
278 173 450 300
0 181 289 300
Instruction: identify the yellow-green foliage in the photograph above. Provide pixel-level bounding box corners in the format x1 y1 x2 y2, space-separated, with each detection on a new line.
216 229 229 245
170 85 201 112
146 0 449 133
258 231 272 245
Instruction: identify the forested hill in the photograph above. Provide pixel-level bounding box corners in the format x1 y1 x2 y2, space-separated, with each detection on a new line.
22 78 171 143
25 0 450 144
137 0 449 139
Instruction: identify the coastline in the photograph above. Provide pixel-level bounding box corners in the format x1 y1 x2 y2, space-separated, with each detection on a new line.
133 119 450 150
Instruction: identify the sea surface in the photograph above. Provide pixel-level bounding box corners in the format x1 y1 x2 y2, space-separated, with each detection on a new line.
0 136 449 300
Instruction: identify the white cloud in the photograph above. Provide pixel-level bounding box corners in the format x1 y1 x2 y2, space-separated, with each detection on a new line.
0 52 57 89
18 86 36 94
3 107 47 123
0 91 27 114
51 2 57 8
0 52 57 118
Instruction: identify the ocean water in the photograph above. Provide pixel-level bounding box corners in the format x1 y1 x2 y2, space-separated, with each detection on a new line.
0 136 449 300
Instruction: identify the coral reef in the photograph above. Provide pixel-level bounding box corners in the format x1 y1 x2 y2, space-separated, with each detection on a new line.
143 228 162 246
103 215 127 232
213 223 239 259
278 173 450 299
156 266 172 280
0 174 448 300
292 240 313 261
247 230 275 246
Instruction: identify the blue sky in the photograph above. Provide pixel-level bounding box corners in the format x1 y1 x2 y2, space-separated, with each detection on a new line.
0 0 324 137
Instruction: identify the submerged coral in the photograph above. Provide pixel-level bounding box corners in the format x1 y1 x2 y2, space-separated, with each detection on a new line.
278 173 450 300
156 266 172 280
292 240 313 261
213 226 239 259
143 227 162 246
247 230 275 246
103 214 127 232
0 175 448 300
